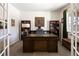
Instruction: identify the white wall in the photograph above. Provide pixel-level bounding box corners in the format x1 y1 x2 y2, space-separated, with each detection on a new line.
8 4 20 45
51 11 60 20
0 4 21 46
0 4 20 50
20 11 60 30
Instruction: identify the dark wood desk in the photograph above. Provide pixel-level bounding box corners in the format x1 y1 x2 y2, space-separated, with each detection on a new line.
23 34 59 52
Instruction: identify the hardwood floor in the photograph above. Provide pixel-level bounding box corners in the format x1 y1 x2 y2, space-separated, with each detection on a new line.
10 40 71 56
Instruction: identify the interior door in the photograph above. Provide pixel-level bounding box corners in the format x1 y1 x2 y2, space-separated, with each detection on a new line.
0 3 10 56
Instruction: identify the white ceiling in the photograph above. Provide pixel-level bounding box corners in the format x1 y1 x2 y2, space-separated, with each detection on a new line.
11 3 68 11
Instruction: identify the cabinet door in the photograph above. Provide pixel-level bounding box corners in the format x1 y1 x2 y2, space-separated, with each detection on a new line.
34 40 47 51
23 38 33 52
48 38 58 52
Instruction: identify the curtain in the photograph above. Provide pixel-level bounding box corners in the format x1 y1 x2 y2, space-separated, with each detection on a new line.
63 10 68 38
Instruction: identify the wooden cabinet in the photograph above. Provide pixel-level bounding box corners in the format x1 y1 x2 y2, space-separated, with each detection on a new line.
23 37 33 52
49 20 59 36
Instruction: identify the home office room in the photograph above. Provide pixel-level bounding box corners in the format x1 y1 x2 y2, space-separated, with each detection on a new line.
0 2 79 56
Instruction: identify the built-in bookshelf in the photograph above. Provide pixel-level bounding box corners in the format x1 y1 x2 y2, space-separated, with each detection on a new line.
21 20 31 40
49 20 59 36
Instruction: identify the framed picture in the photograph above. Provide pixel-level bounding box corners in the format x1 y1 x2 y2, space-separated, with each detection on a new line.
11 19 15 26
35 17 44 27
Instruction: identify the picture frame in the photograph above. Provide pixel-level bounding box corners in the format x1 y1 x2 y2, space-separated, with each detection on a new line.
11 19 15 26
35 17 44 27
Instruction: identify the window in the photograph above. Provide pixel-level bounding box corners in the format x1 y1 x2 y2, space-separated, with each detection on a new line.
67 11 72 32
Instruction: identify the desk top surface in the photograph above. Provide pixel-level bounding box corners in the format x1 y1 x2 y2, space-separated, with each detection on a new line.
26 34 57 37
